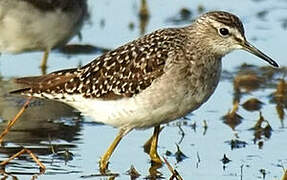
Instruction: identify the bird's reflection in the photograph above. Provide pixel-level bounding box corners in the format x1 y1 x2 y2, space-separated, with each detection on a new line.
271 78 287 128
0 96 82 146
0 79 82 174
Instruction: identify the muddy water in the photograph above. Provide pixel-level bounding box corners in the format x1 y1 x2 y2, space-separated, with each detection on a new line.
0 0 287 179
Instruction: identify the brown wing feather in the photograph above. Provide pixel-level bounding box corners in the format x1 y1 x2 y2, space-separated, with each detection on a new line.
12 68 78 94
65 28 186 99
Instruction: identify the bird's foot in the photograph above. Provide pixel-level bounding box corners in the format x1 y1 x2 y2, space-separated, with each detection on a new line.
99 158 109 174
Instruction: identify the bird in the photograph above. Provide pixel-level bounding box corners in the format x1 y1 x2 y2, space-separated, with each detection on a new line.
0 0 88 74
11 11 279 173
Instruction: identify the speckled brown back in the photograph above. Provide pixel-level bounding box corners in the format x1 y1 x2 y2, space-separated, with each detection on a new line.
14 28 188 100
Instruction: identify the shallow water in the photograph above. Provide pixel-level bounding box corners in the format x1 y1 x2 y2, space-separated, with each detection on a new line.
0 0 287 179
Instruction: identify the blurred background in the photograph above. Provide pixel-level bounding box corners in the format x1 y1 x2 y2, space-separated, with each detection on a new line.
0 0 286 179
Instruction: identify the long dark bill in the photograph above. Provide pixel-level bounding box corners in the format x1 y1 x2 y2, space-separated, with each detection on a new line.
243 41 279 68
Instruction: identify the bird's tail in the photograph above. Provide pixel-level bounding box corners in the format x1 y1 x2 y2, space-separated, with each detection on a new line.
10 68 78 95
10 87 32 94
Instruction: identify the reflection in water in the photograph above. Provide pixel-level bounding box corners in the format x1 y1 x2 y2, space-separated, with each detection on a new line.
232 65 287 111
0 168 44 180
222 102 243 130
234 72 263 93
0 79 82 175
256 10 269 20
177 124 185 144
272 79 287 127
138 0 150 35
249 112 272 148
162 144 188 164
125 165 141 180
259 168 267 180
221 154 231 171
222 65 287 151
233 65 270 106
242 98 263 111
174 144 187 163
234 65 287 133
226 139 247 150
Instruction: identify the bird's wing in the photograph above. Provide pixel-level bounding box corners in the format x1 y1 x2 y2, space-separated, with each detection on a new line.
12 29 186 100
12 68 78 94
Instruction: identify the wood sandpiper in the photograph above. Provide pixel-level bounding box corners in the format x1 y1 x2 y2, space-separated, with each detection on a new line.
11 11 279 173
0 0 88 74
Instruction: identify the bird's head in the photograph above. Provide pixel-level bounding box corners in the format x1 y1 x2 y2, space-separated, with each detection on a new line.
192 11 278 67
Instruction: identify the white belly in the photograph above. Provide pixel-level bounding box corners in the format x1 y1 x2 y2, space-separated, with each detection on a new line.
56 64 221 130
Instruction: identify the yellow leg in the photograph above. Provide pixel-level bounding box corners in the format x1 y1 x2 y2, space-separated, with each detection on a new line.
99 129 129 174
149 125 163 164
40 49 49 75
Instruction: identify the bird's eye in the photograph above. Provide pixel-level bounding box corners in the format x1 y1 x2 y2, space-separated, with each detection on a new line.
218 27 229 37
